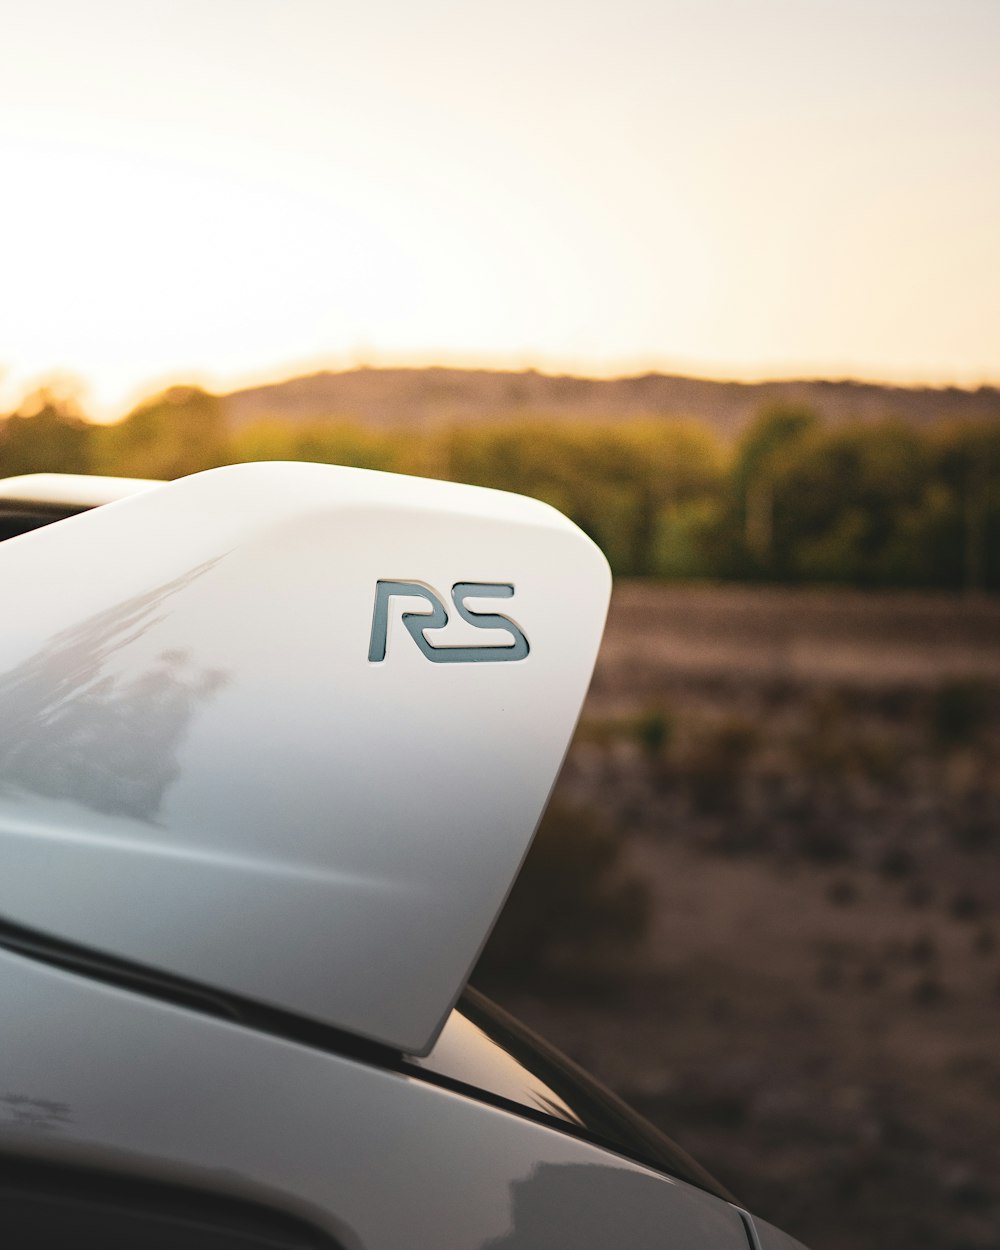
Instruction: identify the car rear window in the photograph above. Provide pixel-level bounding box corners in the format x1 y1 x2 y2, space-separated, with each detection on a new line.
409 987 733 1202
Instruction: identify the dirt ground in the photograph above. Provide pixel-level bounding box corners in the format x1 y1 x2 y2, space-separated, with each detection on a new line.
479 583 1000 1250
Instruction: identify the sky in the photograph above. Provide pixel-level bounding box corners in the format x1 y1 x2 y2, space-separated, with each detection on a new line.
1 0 998 417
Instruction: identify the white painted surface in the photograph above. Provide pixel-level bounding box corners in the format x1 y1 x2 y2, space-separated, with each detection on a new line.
0 947 751 1250
0 473 162 508
0 462 611 1053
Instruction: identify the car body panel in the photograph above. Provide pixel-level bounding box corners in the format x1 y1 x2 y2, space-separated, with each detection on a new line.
0 462 611 1054
0 947 751 1250
0 465 813 1247
0 473 161 511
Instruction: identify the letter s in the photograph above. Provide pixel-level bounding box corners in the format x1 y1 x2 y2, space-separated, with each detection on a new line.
451 583 529 662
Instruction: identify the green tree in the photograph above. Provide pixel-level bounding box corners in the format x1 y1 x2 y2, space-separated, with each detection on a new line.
0 390 93 478
92 386 228 479
228 420 410 476
920 421 1000 591
775 422 929 586
708 404 819 578
442 419 724 577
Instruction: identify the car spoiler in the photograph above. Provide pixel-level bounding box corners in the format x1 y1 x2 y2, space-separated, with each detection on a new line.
0 463 610 1054
0 473 161 541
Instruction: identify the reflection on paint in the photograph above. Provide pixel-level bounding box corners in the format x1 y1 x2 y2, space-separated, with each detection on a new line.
0 560 227 822
0 1093 73 1135
487 1161 744 1249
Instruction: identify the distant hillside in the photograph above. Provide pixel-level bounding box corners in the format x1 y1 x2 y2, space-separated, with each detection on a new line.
220 367 1000 436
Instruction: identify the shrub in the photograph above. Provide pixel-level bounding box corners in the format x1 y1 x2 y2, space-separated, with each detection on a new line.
798 822 853 865
827 877 859 906
932 680 988 749
911 975 947 1007
949 890 984 922
682 718 759 814
473 799 650 990
904 880 934 909
879 846 916 880
633 707 673 758
909 933 937 965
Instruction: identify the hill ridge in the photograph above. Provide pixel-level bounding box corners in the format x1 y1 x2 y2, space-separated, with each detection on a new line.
220 366 1000 436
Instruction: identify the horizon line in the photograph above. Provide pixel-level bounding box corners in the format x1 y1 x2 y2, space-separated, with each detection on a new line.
6 355 999 424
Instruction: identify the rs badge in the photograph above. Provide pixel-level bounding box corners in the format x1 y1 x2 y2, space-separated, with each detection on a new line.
368 581 530 663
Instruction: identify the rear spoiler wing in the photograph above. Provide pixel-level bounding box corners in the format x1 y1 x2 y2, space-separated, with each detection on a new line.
0 474 160 541
0 463 610 1054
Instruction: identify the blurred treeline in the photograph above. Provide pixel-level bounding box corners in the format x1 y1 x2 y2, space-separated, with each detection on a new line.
2 386 998 591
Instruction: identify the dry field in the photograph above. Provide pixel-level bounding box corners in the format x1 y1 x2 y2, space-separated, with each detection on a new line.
592 583 1000 702
482 583 1000 1250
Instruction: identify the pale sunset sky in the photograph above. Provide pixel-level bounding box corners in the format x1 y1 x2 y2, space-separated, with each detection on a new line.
1 0 998 416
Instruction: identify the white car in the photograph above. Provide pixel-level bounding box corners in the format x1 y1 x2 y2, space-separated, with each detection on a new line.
0 464 807 1249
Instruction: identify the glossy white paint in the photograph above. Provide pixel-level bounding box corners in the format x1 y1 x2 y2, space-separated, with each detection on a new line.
0 947 752 1250
0 472 161 508
0 462 611 1054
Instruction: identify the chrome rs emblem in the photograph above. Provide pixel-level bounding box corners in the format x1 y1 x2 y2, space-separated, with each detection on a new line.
368 581 530 663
